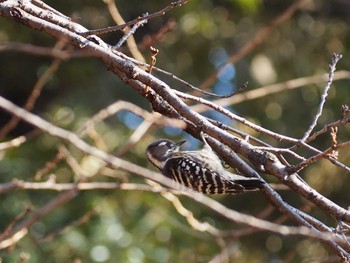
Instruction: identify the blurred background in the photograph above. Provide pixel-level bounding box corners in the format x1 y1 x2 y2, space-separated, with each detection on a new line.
0 0 349 262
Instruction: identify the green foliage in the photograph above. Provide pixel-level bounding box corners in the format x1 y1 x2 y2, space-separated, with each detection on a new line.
0 0 350 262
233 0 262 14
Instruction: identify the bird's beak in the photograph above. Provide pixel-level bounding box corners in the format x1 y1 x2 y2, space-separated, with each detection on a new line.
176 140 186 148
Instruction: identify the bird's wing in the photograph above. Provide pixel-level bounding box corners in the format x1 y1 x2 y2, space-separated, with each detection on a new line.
163 156 250 194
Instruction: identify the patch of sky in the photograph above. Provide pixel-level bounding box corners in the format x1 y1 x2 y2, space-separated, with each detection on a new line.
117 110 143 130
163 126 183 137
208 47 237 125
209 47 236 96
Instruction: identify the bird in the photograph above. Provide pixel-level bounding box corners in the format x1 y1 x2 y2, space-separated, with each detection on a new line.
146 134 265 194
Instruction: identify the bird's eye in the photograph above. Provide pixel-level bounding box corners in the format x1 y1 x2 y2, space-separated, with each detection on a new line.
158 141 168 147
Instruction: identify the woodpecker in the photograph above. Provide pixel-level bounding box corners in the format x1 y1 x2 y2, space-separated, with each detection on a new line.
146 134 264 194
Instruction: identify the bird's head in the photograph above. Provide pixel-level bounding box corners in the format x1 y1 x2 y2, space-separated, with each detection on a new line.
146 139 186 169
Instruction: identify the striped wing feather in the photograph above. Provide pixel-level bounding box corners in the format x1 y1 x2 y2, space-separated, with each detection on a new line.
163 157 247 194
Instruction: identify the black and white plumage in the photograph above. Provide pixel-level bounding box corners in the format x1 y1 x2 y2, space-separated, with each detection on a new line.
146 137 264 194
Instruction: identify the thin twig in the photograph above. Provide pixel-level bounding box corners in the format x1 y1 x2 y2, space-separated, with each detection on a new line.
114 17 148 49
0 42 79 59
191 70 350 112
118 53 251 98
0 180 162 194
0 207 32 241
175 89 300 143
114 120 154 156
58 145 87 178
0 135 27 151
161 191 222 235
80 0 189 36
76 100 185 136
34 152 64 181
301 53 343 141
305 118 350 144
35 208 98 243
291 140 350 174
104 0 146 62
0 189 78 249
